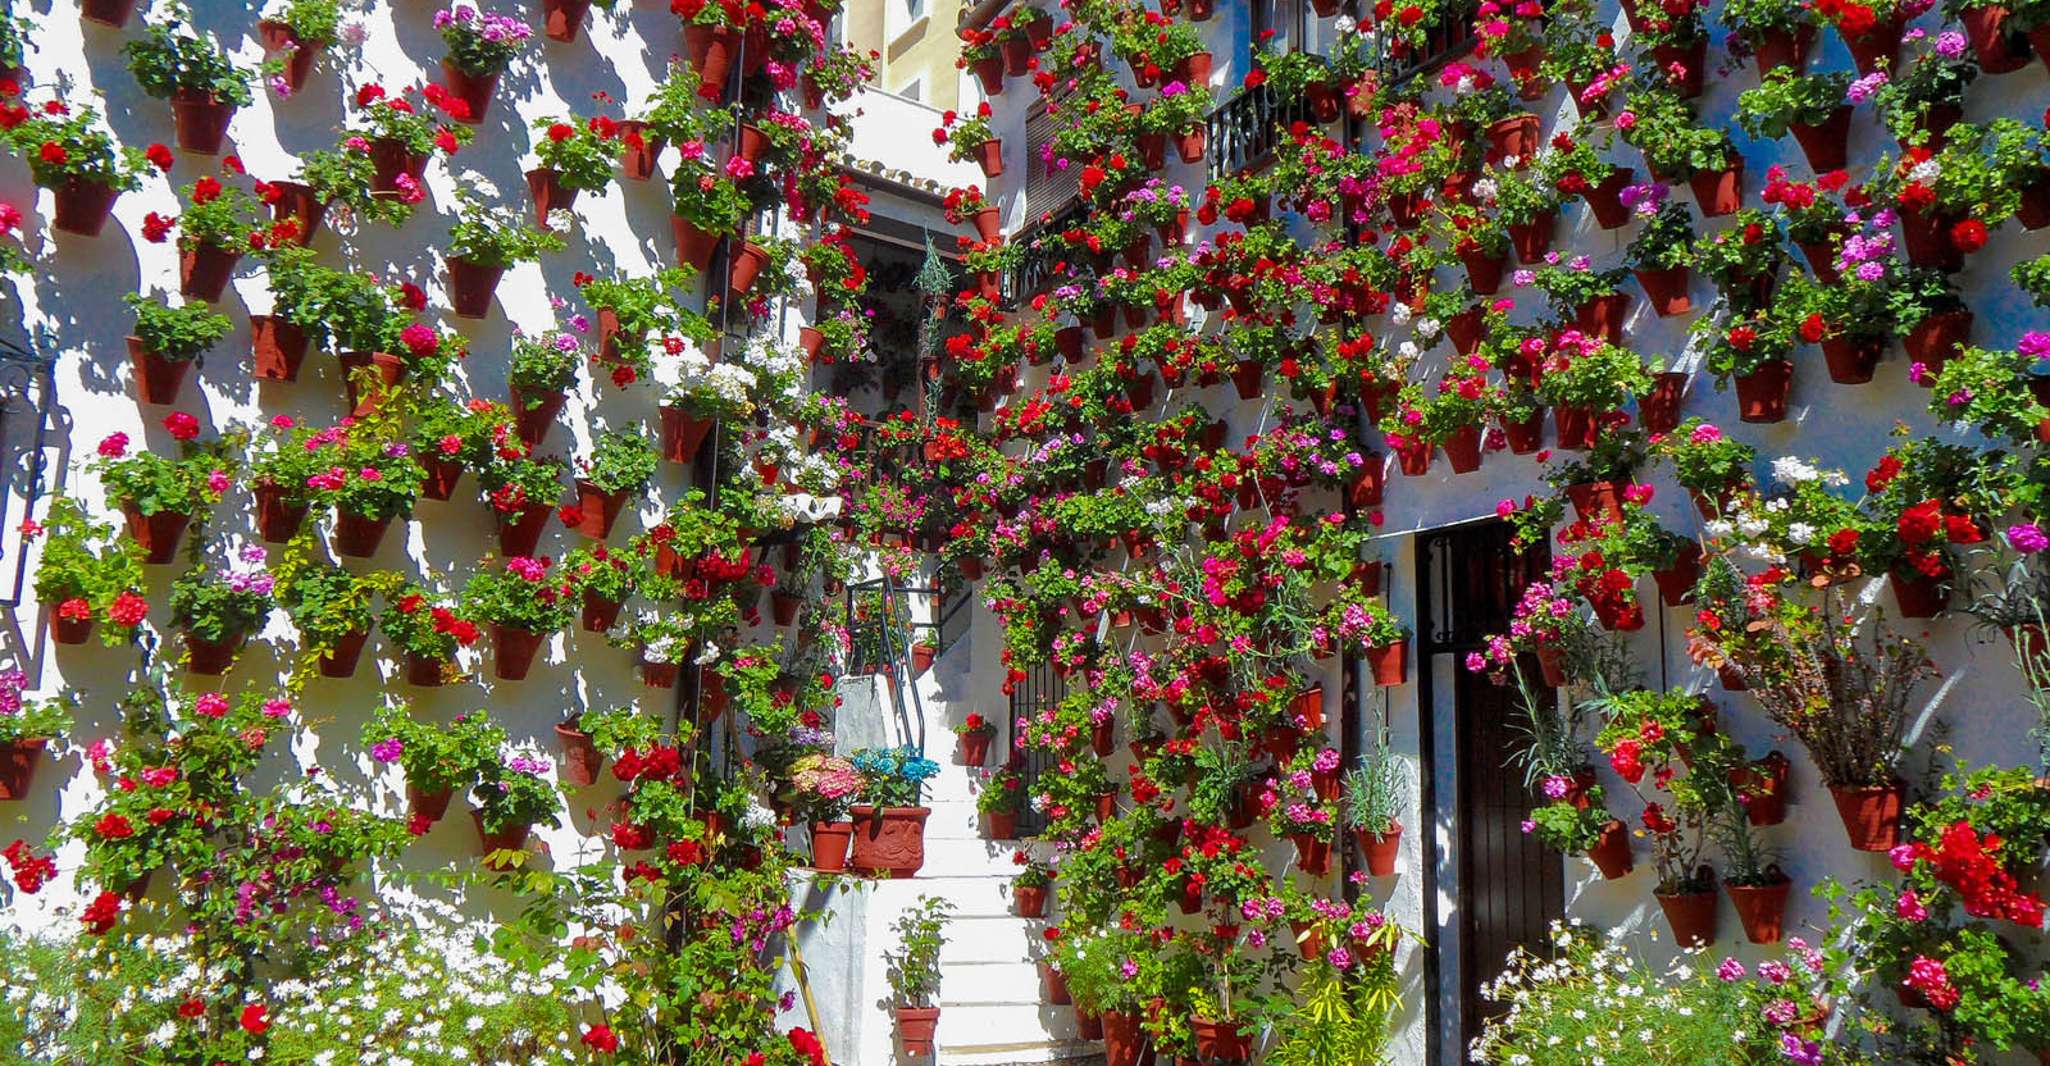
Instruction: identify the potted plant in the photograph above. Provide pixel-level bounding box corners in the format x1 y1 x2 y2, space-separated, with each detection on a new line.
92 427 228 564
560 543 638 632
167 550 276 675
1347 730 1409 877
29 497 144 647
1534 334 1653 449
1695 306 1797 423
479 455 564 556
123 16 254 154
124 294 231 406
554 704 658 789
0 682 71 800
660 362 756 464
469 749 561 868
1013 855 1054 917
847 745 940 877
1 102 147 235
577 268 699 374
1530 789 1633 878
256 0 351 96
378 583 479 686
163 176 266 302
884 895 952 1055
1625 200 1697 316
571 430 656 540
436 4 532 123
525 116 615 225
445 198 566 319
347 83 475 197
279 563 379 678
463 556 573 681
308 430 426 558
364 702 505 823
788 752 862 869
668 160 749 268
939 102 1002 179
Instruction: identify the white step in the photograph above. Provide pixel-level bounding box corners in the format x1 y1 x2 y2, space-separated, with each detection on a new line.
934 1002 1084 1050
940 915 1045 964
897 875 1042 917
915 835 1038 878
941 1039 1103 1066
942 960 1046 1004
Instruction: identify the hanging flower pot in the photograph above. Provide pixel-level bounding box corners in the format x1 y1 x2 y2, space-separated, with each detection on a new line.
1582 167 1635 229
1304 79 1342 123
507 383 565 448
1291 833 1333 876
522 167 579 229
1652 541 1702 607
541 0 594 42
169 89 236 154
658 405 714 464
1536 645 1568 688
126 337 190 406
1730 751 1791 826
1366 640 1409 686
1593 595 1644 632
407 783 453 823
250 314 308 382
79 0 138 26
1889 567 1949 618
367 138 429 197
1842 18 1905 76
1903 310 1972 374
1396 441 1433 477
810 821 853 870
119 505 188 565
421 457 464 501
338 350 407 417
1753 24 1814 73
1461 247 1507 294
179 242 241 303
184 631 245 676
684 22 740 90
671 216 721 270
252 482 307 544
470 810 531 869
580 588 622 633
727 241 771 296
318 629 370 679
1508 211 1555 263
770 589 800 626
332 508 392 558
0 738 47 800
1820 333 1884 385
1829 780 1905 851
257 21 322 92
1634 266 1693 317
405 652 453 687
640 657 679 688
1176 126 1207 163
1656 884 1718 947
1442 425 1483 474
50 606 93 645
1357 822 1402 877
1484 113 1540 167
51 178 123 237
971 55 1004 95
1688 162 1744 217
1651 39 1707 98
492 624 545 681
616 121 664 180
496 503 552 556
1638 371 1687 435
1575 293 1630 344
571 479 629 540
554 720 602 786
1016 883 1048 917
958 728 992 767
447 257 506 320
1787 106 1854 173
1733 359 1794 423
847 805 930 877
1898 203 1963 271
1726 867 1793 944
974 139 1006 179
265 179 325 245
1039 961 1071 1004
1564 480 1624 524
440 60 498 124
1227 358 1264 400
1499 411 1543 454
1191 1018 1252 1063
1586 819 1633 879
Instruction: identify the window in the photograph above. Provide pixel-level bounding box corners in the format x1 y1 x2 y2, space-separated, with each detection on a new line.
886 0 926 40
1022 100 1075 216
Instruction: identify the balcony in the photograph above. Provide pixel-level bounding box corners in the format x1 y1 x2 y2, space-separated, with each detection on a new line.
1204 79 1312 178
1005 197 1090 304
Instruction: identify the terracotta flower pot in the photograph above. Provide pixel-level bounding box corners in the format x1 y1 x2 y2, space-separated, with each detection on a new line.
447 257 505 320
640 659 679 688
523 166 578 229
1103 1010 1146 1066
1291 833 1333 876
179 243 241 302
671 215 721 269
977 138 1004 178
958 731 992 766
1564 480 1625 525
894 1006 941 1056
50 609 93 646
250 315 308 382
79 0 138 26
972 55 1004 95
1898 203 1963 271
1484 113 1540 167
407 783 453 823
184 631 244 676
1752 24 1814 73
541 0 593 42
121 505 189 564
1508 211 1555 263
911 641 938 676
470 810 531 869
338 350 407 417
169 89 235 154
1657 886 1718 947
1536 645 1568 688
1077 1010 1105 1042
127 338 189 406
1903 310 1972 373
318 629 369 679
1461 248 1507 294
727 241 771 296
847 805 930 877
1822 334 1885 385
1442 425 1483 474
580 588 622 632
252 482 308 544
1395 442 1433 477
1191 1018 1252 1063
617 121 664 180
803 821 852 870
554 721 602 786
1889 567 1949 618
1039 961 1071 1004
332 509 392 558
1652 541 1703 607
1366 640 1409 686
421 457 464 501
508 383 565 448
265 179 326 244
1229 358 1264 400
440 60 498 124
1790 106 1853 173
572 478 629 539
258 20 322 92
405 652 452 687
660 406 715 464
1582 167 1635 229
1688 163 1744 217
1575 293 1630 344
1730 752 1791 826
1842 18 1904 77
497 503 552 557
367 138 428 197
1634 266 1693 317
1638 371 1687 435
1829 780 1905 852
0 738 47 800
1358 822 1402 877
1726 870 1793 944
684 22 739 93
1733 360 1794 423
492 624 545 681
1586 819 1633 879
1015 883 1048 917
51 178 122 237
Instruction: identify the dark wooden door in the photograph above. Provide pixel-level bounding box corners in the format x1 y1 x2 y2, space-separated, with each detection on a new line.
1455 667 1564 1040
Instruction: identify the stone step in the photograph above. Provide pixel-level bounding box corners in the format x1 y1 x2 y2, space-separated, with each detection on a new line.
940 914 1046 965
889 874 1042 917
942 959 1047 1005
941 1040 1104 1066
933 1002 1086 1056
916 834 1037 878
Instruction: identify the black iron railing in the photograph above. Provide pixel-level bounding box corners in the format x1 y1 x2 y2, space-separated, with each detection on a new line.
1204 79 1311 177
1005 197 1090 304
1372 4 1480 85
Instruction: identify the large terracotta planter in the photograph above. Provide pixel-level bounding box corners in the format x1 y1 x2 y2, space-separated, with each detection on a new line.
122 505 190 564
0 738 47 800
127 338 190 406
332 509 393 558
169 89 235 154
1586 819 1633 879
1726 870 1793 944
492 624 545 681
894 1006 940 1056
809 821 852 870
179 243 241 302
1734 360 1794 423
554 721 602 786
1357 822 1401 877
318 629 369 679
250 315 308 382
1657 887 1718 947
1830 781 1905 851
440 61 498 124
51 178 122 237
469 810 531 869
847 805 930 877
